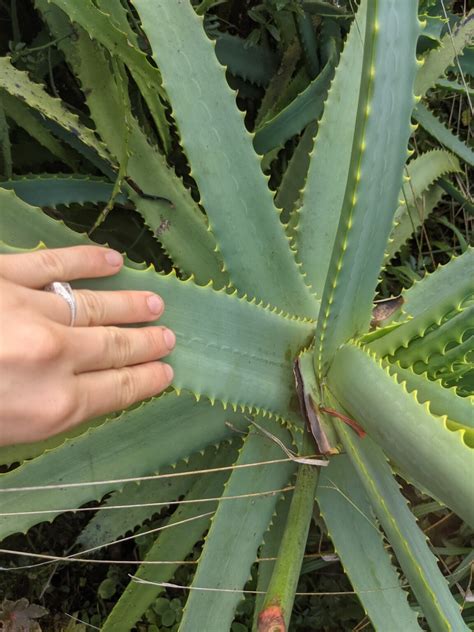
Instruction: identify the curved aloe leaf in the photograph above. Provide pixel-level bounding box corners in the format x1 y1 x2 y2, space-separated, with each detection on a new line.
35 6 226 286
179 420 296 631
214 33 278 87
0 57 115 177
314 1 420 376
385 362 473 428
327 343 474 527
1 175 127 207
415 10 474 97
337 425 469 632
131 0 317 318
0 92 78 169
253 37 338 154
413 103 474 166
318 455 421 631
101 442 239 632
295 0 367 298
397 248 474 319
0 393 248 541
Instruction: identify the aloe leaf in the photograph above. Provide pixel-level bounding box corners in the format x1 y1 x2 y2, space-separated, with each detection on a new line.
337 426 469 632
413 103 474 166
386 185 445 262
398 248 474 320
276 122 316 231
415 10 474 97
439 177 474 217
0 188 96 248
401 149 461 206
253 36 338 154
314 2 419 377
327 343 474 527
435 77 474 97
0 58 115 177
0 393 248 541
318 455 421 631
258 432 319 631
295 0 367 299
385 362 473 428
252 495 292 630
94 0 138 46
46 0 171 151
0 175 127 207
76 444 232 551
0 199 313 422
35 8 226 286
393 305 474 367
178 420 296 631
131 0 317 318
101 442 239 632
1 92 78 170
214 33 278 87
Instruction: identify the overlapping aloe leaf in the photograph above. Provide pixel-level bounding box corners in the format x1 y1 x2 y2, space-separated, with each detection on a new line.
0 57 115 177
337 426 469 632
314 2 419 376
77 444 234 551
131 0 317 318
214 33 278 87
0 92 78 169
34 5 226 286
318 455 421 631
396 248 474 320
46 0 171 151
1 195 313 421
413 103 474 166
386 185 445 261
385 362 473 428
327 343 473 526
294 0 367 297
415 10 474 97
253 32 338 154
178 421 296 632
101 442 239 632
0 393 249 541
1 175 127 208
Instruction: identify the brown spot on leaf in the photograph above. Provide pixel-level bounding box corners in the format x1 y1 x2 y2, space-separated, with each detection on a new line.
258 605 286 632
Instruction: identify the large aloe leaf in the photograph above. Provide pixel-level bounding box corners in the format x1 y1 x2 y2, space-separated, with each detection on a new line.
1 189 315 422
131 0 316 318
318 455 421 631
76 444 232 551
0 393 248 541
314 1 420 376
33 5 227 286
337 426 469 632
295 0 367 298
327 343 473 526
101 442 239 632
179 420 296 631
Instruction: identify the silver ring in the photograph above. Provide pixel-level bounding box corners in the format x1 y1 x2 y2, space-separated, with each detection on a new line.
44 281 77 327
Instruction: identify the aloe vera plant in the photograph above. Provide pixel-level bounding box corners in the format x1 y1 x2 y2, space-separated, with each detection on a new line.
0 1 473 630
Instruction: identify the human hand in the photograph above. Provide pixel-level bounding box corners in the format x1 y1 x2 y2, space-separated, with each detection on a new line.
0 246 175 446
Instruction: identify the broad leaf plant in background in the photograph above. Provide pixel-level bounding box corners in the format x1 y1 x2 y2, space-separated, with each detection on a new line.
0 0 473 630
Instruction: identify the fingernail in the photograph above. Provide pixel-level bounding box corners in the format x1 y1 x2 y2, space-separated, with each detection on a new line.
164 363 174 382
105 250 123 266
163 328 176 350
147 294 164 314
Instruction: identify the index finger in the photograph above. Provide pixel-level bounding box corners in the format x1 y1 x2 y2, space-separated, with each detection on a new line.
0 246 124 288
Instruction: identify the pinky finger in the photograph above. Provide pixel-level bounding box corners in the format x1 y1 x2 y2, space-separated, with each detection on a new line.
78 361 174 420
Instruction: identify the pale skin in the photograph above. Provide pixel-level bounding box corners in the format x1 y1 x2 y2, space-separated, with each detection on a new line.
0 245 175 447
